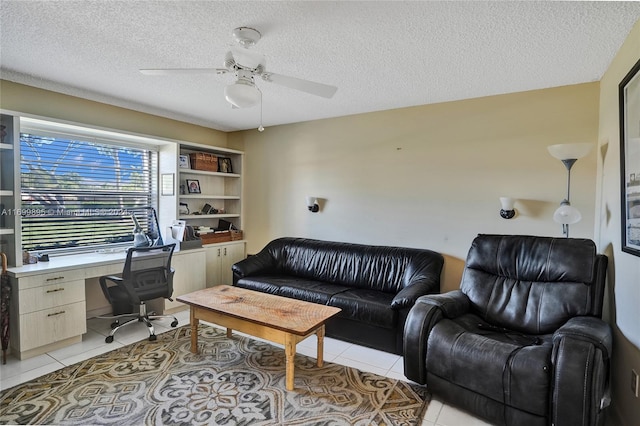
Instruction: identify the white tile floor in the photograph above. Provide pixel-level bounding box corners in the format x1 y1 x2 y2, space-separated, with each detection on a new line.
0 309 492 426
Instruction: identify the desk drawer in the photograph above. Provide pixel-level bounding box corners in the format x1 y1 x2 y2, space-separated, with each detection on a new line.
18 280 85 314
18 301 87 352
18 269 86 290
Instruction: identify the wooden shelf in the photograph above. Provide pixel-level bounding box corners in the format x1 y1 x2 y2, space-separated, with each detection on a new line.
179 213 240 220
179 194 240 200
179 168 240 178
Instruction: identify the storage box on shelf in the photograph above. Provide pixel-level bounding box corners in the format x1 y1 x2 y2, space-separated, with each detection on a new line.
189 152 218 172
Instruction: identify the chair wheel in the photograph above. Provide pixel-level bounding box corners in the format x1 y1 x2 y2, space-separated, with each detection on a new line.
171 320 178 327
105 336 114 343
110 322 119 329
149 335 157 341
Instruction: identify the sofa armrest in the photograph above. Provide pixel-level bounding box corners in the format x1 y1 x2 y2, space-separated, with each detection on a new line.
391 282 438 309
231 252 277 283
551 317 612 425
403 290 470 384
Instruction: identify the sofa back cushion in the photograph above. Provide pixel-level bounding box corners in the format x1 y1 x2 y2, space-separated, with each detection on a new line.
259 237 442 294
460 234 606 334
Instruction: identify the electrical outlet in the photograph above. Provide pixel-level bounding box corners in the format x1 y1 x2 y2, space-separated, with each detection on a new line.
632 369 639 398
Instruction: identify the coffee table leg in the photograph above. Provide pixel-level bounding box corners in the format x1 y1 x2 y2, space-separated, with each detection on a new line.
226 328 232 338
190 308 199 354
316 325 325 367
285 333 296 390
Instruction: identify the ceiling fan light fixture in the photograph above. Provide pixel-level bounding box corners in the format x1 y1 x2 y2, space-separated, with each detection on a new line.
224 79 260 108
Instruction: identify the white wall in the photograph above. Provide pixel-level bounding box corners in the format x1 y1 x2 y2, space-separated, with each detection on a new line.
231 83 600 292
596 19 640 426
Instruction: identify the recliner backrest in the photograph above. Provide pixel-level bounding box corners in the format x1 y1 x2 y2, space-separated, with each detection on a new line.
460 234 606 334
260 237 443 293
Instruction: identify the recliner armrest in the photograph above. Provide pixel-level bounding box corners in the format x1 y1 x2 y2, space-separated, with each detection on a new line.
553 316 612 361
415 290 470 318
231 252 277 283
403 290 471 384
551 316 612 425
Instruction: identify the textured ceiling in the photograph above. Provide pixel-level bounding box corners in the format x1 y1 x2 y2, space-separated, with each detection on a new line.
1 1 639 132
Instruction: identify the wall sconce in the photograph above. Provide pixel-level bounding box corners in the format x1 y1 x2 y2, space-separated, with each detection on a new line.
306 196 319 213
547 143 592 237
499 197 516 219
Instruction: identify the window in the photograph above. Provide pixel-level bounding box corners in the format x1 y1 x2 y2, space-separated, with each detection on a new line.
19 119 159 253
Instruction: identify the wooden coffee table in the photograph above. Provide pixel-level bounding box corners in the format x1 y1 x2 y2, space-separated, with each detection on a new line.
176 285 341 390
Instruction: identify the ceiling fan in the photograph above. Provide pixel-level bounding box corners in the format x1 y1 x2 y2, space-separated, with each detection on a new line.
140 27 338 110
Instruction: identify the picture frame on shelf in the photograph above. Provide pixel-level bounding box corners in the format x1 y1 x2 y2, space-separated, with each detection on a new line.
179 154 191 169
186 179 201 194
619 57 640 257
218 157 233 173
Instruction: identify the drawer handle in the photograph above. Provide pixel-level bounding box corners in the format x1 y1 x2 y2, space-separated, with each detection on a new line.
47 310 66 317
46 288 65 293
45 276 65 282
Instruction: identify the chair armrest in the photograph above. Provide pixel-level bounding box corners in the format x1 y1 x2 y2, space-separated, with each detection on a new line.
553 316 612 360
551 317 612 424
99 275 141 305
403 290 470 384
415 290 470 318
231 252 277 283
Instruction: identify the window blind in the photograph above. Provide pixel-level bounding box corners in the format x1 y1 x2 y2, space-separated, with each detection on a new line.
20 132 158 253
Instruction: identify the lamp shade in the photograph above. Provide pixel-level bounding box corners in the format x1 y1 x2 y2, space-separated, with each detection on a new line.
553 201 581 225
500 197 515 211
224 81 260 108
547 143 593 161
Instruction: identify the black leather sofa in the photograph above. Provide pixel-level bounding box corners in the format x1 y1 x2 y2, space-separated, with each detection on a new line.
232 237 444 354
404 234 611 426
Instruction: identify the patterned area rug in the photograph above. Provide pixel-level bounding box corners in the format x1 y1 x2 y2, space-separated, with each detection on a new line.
0 325 429 425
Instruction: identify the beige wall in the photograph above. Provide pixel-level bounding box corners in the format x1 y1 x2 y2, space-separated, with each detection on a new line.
596 19 640 426
231 83 599 292
0 80 227 147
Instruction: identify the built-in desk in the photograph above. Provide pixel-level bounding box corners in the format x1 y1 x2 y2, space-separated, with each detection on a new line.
7 248 207 360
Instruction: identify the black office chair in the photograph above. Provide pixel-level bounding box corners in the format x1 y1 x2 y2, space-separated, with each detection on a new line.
99 243 178 343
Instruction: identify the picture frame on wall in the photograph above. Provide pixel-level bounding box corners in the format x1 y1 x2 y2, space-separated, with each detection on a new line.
186 179 201 194
179 154 191 169
619 58 640 257
218 157 233 173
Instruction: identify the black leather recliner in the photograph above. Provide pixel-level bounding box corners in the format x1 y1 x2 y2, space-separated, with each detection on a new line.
404 234 611 426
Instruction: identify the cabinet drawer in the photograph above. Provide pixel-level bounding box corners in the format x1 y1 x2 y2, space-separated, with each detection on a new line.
18 301 87 351
18 280 85 314
18 269 86 289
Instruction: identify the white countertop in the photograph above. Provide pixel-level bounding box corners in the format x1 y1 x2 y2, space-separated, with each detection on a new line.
7 247 205 278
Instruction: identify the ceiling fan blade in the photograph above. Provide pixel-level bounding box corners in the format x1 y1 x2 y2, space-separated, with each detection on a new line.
140 68 228 75
261 72 337 99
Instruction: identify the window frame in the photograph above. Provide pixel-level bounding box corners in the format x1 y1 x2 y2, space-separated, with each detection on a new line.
19 117 165 256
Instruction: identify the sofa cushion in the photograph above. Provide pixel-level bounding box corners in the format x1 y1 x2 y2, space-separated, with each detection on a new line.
278 281 350 304
329 289 397 329
234 276 286 294
425 313 553 417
